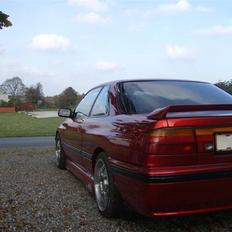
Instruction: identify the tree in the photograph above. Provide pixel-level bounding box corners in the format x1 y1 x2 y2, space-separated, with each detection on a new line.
8 96 22 106
0 77 26 96
215 80 232 95
25 83 44 104
58 87 78 108
0 11 12 29
0 100 11 107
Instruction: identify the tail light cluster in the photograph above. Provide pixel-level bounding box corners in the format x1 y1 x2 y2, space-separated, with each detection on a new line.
146 127 232 155
143 126 232 167
146 128 196 155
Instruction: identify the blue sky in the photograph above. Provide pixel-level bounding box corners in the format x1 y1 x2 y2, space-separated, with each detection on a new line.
1 0 232 96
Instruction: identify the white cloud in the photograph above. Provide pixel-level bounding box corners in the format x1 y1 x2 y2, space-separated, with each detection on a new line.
0 63 55 80
124 0 211 17
31 34 71 52
158 0 191 13
20 65 55 77
157 0 211 14
76 12 108 24
194 25 232 36
95 61 120 71
166 45 196 61
0 62 66 96
0 62 52 81
67 0 108 12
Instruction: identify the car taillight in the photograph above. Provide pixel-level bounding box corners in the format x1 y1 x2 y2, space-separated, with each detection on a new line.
142 128 196 167
146 128 196 155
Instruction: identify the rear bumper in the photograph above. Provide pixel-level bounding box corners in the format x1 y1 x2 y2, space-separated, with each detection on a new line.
111 164 232 217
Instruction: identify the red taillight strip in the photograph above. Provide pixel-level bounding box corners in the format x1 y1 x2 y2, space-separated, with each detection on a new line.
146 128 196 157
151 128 194 137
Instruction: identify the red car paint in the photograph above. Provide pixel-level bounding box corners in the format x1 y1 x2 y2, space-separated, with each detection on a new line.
57 80 232 217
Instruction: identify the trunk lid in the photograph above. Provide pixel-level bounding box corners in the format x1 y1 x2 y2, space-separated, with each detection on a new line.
147 105 232 166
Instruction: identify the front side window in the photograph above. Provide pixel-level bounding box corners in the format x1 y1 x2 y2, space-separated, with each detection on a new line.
75 87 102 116
91 85 109 117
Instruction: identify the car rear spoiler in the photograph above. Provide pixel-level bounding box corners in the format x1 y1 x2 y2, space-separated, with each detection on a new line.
147 104 232 120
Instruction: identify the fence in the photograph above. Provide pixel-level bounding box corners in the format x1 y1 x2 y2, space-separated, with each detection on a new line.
0 107 16 113
16 103 36 111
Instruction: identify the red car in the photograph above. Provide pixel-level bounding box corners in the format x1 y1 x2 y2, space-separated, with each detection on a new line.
56 79 232 217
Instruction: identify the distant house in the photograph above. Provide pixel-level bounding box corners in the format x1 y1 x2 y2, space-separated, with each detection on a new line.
0 91 9 102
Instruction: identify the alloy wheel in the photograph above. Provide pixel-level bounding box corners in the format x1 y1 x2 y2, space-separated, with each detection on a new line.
55 139 61 166
94 159 110 211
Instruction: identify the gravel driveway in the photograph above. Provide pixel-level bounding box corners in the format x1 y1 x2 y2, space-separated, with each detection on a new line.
1 148 232 232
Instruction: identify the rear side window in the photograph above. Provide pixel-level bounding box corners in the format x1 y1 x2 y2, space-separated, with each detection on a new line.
91 86 109 117
121 81 232 114
75 87 102 116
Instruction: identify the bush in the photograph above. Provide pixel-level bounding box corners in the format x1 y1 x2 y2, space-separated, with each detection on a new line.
0 100 12 107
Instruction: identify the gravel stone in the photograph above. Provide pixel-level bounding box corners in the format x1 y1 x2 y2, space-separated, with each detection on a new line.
1 147 232 231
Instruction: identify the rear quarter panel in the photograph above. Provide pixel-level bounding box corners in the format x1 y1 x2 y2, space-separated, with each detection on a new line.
81 114 159 167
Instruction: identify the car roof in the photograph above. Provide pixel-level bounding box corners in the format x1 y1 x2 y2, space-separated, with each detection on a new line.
94 79 210 89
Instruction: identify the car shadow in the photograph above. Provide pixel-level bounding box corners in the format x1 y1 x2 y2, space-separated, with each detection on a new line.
117 205 232 230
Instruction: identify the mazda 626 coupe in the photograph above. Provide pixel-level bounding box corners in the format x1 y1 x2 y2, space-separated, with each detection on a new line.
55 79 232 217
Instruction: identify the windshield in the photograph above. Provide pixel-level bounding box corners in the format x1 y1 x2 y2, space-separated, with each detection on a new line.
121 80 232 114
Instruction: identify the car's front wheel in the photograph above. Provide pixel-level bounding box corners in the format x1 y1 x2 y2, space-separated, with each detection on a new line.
94 152 121 217
55 136 65 169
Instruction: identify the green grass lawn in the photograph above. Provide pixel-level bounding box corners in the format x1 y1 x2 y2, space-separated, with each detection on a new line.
0 113 64 137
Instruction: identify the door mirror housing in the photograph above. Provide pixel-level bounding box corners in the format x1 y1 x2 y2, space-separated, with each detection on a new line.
58 108 73 118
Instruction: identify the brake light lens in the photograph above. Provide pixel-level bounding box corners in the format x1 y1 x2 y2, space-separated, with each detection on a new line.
147 128 196 155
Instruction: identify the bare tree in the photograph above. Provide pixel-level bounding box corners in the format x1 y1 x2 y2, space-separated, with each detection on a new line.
0 77 26 96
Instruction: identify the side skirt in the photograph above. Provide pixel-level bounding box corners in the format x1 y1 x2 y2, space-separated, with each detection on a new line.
65 158 94 194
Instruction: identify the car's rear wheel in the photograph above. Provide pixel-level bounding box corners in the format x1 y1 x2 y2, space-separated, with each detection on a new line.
94 152 121 217
55 136 65 169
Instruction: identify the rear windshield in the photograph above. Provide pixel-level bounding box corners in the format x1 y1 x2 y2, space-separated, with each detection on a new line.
120 80 232 114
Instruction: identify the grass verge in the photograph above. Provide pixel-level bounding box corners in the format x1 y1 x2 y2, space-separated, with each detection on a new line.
0 112 63 137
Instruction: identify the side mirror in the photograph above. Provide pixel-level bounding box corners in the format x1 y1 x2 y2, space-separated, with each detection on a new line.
58 108 73 118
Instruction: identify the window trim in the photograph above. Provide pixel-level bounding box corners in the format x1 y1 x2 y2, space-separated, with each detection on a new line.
75 86 103 118
89 85 110 118
117 83 129 114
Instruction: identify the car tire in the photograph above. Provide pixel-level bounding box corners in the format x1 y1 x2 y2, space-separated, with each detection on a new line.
94 152 122 218
55 135 65 169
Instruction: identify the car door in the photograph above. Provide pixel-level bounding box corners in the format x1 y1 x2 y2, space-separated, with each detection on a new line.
62 87 102 168
80 85 110 173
